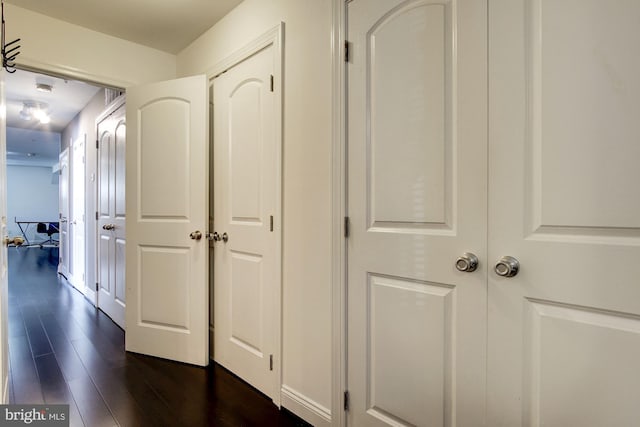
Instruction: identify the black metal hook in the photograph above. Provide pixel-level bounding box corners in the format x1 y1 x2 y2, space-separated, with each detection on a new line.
1 1 20 73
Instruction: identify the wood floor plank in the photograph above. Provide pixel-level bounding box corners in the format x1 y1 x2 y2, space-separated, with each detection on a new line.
67 375 118 427
8 335 43 404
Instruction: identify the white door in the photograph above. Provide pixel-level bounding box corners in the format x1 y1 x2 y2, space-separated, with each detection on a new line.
97 103 126 328
347 0 487 425
0 74 9 403
125 75 209 366
70 135 86 291
58 148 70 278
488 1 640 425
213 44 280 399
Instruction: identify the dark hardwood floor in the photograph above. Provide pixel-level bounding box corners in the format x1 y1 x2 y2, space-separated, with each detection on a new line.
7 247 309 427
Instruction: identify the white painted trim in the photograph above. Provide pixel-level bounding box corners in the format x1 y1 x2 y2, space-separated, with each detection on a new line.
207 22 285 406
281 385 332 427
331 0 347 425
17 57 131 90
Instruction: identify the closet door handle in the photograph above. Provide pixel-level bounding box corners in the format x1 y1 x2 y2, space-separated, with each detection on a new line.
495 256 519 277
456 253 479 272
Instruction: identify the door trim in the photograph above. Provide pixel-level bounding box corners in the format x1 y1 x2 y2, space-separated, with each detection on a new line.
331 1 347 426
207 22 284 407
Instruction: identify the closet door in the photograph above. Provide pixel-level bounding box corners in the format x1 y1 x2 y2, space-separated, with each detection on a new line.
97 101 126 328
488 1 640 425
347 0 487 425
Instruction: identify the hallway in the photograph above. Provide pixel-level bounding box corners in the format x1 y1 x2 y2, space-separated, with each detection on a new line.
7 247 306 427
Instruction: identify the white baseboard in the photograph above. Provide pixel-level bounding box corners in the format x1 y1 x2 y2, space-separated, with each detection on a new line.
281 385 331 427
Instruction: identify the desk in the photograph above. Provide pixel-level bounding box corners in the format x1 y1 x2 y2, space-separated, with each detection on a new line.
15 218 60 247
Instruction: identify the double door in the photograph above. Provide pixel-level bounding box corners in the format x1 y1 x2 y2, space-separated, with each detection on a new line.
347 0 640 425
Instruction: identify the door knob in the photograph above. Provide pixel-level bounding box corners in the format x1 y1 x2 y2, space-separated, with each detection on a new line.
190 230 203 240
102 224 115 230
495 256 519 277
221 232 228 243
456 253 479 272
3 236 24 247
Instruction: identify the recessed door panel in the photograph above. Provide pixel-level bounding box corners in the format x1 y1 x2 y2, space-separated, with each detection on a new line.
140 99 190 220
368 2 450 228
115 120 126 219
230 251 263 355
139 246 189 330
367 275 453 427
230 82 263 224
523 301 640 426
98 130 112 218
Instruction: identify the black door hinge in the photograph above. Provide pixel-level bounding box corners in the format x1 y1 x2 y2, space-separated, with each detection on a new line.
96 139 99 149
269 354 274 371
270 74 274 92
344 391 350 411
344 217 350 238
270 215 274 232
95 211 99 220
345 41 351 62
95 282 99 291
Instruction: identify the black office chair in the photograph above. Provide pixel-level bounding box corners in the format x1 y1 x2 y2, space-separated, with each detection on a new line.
36 222 59 247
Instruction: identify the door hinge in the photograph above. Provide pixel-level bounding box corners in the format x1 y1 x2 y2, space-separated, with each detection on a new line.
345 41 351 62
96 139 99 149
270 215 274 232
344 390 350 411
344 216 350 238
270 74 274 92
269 354 274 371
95 211 99 220
95 282 99 291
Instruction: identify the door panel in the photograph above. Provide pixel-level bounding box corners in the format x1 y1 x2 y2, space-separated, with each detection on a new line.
97 103 126 328
347 0 487 425
213 44 279 399
488 0 640 425
126 75 208 366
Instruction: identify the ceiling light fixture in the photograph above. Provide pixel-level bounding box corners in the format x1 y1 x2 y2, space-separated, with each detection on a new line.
20 101 51 124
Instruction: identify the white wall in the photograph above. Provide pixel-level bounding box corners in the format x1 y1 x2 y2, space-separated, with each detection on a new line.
178 1 333 424
61 90 108 299
5 4 176 88
6 165 60 242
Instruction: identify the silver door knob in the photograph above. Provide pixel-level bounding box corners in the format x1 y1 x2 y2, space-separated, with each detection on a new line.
190 230 202 240
221 232 229 243
102 224 115 230
495 256 519 277
456 253 478 272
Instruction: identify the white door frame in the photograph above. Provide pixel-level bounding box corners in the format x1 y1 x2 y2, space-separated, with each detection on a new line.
205 23 284 406
331 1 347 426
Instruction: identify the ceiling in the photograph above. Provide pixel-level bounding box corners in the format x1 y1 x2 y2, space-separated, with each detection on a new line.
4 1 244 167
5 0 244 54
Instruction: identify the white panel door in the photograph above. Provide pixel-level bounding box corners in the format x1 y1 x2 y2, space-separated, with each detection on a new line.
488 1 640 425
126 75 209 366
58 148 70 278
213 44 280 400
70 136 86 291
347 0 487 425
97 103 126 328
